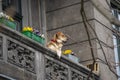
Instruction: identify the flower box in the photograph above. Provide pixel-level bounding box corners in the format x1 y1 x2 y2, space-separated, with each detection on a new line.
22 31 32 38
22 31 45 45
32 33 45 45
0 18 16 29
22 26 45 45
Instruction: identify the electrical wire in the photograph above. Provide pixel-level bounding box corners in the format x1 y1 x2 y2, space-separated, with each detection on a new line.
84 11 119 78
84 8 119 79
80 0 119 78
80 0 96 79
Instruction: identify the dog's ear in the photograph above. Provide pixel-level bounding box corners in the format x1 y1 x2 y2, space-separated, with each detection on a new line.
56 32 62 37
57 32 61 34
53 32 62 40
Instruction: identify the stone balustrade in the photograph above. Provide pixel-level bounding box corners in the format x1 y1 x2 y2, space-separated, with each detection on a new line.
0 24 99 80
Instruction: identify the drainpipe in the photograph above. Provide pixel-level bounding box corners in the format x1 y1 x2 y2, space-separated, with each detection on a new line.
40 0 47 45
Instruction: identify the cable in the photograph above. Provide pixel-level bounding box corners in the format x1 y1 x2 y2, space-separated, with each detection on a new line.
80 0 96 79
83 6 119 78
81 0 119 78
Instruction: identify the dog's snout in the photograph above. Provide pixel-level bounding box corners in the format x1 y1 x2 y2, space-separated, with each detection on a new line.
63 37 68 43
64 40 67 43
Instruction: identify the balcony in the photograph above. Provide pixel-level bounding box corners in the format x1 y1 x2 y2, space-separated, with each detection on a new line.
0 24 99 80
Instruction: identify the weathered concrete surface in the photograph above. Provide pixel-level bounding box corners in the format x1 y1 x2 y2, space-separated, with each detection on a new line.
45 0 89 12
46 1 94 30
47 20 96 45
45 0 117 80
0 61 36 80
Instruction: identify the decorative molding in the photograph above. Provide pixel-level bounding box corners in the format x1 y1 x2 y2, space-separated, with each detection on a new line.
45 58 68 80
71 71 85 80
7 40 35 73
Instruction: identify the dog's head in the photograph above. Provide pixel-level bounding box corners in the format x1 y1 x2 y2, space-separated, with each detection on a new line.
53 32 67 43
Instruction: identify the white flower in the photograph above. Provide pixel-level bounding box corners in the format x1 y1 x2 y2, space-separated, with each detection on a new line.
41 34 45 38
0 12 4 17
5 15 9 19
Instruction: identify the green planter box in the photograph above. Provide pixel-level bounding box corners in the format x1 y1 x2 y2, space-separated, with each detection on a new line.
32 33 45 45
0 18 16 29
22 31 32 38
22 31 45 45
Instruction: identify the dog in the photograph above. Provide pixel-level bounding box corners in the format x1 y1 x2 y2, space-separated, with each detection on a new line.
47 32 67 58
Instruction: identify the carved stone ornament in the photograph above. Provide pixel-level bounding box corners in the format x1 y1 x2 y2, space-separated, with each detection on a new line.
7 40 35 73
72 71 86 80
45 58 68 80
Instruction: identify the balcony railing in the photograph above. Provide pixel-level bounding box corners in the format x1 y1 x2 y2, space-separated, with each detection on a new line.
0 24 99 80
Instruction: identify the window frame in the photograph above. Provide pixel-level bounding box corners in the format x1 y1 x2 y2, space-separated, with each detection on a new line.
2 0 22 31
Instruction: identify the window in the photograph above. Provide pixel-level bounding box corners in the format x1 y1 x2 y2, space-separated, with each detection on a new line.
86 63 99 73
2 0 22 31
111 1 120 78
112 10 120 79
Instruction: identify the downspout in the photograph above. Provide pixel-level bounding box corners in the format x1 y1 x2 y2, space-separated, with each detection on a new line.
40 0 47 45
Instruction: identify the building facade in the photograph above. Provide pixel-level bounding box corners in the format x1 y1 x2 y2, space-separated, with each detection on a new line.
0 0 119 80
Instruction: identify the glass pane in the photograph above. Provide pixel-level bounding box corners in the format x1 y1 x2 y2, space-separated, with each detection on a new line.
9 0 21 13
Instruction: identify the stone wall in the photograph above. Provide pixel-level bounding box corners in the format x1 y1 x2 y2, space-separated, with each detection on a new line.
45 0 97 63
45 0 117 80
93 3 117 80
0 33 36 80
22 0 42 31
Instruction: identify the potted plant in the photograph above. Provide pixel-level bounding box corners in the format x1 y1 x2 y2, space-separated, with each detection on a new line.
22 27 45 45
0 12 16 29
32 29 45 45
22 26 33 38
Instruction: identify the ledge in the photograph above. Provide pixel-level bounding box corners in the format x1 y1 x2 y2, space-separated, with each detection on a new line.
0 24 99 80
